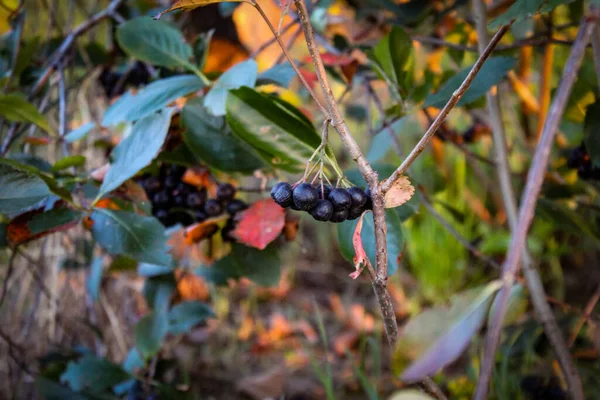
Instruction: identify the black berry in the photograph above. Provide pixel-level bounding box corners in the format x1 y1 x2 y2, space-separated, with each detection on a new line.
164 175 179 189
328 188 352 211
167 164 186 179
329 209 348 223
154 209 169 224
221 220 236 242
173 195 186 208
194 210 208 222
143 176 161 194
204 199 223 217
171 211 194 227
152 191 170 208
186 192 206 209
578 163 593 180
271 182 293 208
347 206 364 220
364 187 373 210
347 186 368 208
293 183 319 211
317 184 332 200
173 182 194 197
216 183 236 202
226 199 248 215
310 199 334 222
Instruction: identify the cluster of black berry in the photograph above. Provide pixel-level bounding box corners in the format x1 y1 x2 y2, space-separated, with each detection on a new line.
139 164 247 240
270 182 372 223
566 143 600 180
99 61 151 98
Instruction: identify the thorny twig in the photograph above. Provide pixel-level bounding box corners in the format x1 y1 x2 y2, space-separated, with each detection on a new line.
474 13 598 400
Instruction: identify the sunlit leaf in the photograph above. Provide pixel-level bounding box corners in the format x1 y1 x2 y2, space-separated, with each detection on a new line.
155 0 246 20
384 175 415 208
389 390 437 400
231 199 285 250
0 93 54 135
64 122 95 143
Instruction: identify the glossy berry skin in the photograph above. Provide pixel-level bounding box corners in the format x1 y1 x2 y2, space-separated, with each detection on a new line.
173 195 186 208
173 182 194 197
186 192 205 209
347 206 364 220
164 175 179 189
328 188 352 211
143 176 162 194
364 187 373 210
152 191 170 208
317 184 332 200
194 210 208 222
204 199 223 217
217 183 236 202
310 199 334 222
347 186 368 208
329 209 348 223
271 182 293 208
226 199 248 215
293 183 319 211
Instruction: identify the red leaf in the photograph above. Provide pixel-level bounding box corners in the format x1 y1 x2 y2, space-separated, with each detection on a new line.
350 211 370 279
299 69 318 89
320 52 355 66
232 199 285 250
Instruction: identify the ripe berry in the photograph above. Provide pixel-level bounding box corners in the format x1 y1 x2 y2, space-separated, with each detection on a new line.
164 175 179 189
173 182 194 197
186 192 206 209
328 188 352 211
221 220 236 242
329 209 348 223
364 187 373 210
347 206 364 220
271 182 293 208
143 176 162 194
317 184 332 200
347 186 368 208
226 199 248 215
173 195 186 208
154 209 169 224
216 183 236 202
204 199 223 217
167 164 186 178
310 199 334 222
293 183 319 211
171 211 194 227
152 191 170 208
194 210 208 222
578 163 593 180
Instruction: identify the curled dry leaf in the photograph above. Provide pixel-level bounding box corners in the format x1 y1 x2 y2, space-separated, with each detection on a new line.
349 210 369 279
155 0 245 20
384 175 415 208
184 219 222 245
231 199 285 250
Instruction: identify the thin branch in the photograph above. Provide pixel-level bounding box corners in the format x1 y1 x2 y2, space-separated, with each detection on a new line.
250 17 298 58
474 14 598 400
568 284 600 347
471 2 584 398
381 22 513 193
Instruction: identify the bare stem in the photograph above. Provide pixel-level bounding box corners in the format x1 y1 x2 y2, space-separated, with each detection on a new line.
471 2 584 398
474 14 598 400
381 22 512 194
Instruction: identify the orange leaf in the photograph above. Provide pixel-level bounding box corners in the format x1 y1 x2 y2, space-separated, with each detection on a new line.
384 175 415 208
7 204 79 245
184 219 221 245
23 137 50 146
349 211 369 279
231 199 285 250
155 0 245 20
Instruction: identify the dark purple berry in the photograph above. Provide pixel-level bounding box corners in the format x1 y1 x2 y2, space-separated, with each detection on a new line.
578 163 593 180
173 182 194 197
364 187 373 210
152 191 170 208
167 164 186 178
221 220 236 242
171 211 194 227
204 199 223 217
271 182 293 208
292 183 319 211
143 176 162 194
186 192 206 209
328 188 352 211
154 209 169 224
226 199 248 215
164 175 179 189
329 209 348 223
173 195 186 207
317 184 332 200
347 206 364 220
310 199 334 222
194 210 208 222
216 183 236 202
347 186 368 208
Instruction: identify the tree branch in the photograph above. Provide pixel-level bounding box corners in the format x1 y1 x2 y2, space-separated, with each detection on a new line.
471 2 584 398
381 22 513 194
474 13 598 400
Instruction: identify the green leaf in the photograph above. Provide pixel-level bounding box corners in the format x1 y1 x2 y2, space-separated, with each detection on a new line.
35 377 90 400
204 59 257 116
138 262 174 277
64 122 95 143
0 93 54 134
102 75 203 126
168 301 215 334
584 99 600 168
226 87 321 172
371 26 413 91
257 62 295 87
182 98 263 173
135 312 169 360
90 208 172 266
490 0 576 29
0 159 52 215
51 155 85 171
338 208 404 276
424 57 516 109
98 109 173 198
0 223 7 248
537 198 600 244
199 243 281 286
393 281 502 382
27 208 84 235
488 283 528 328
117 17 201 77
60 355 131 392
87 257 104 302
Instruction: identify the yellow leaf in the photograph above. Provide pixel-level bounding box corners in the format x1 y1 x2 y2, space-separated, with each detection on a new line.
384 175 415 209
155 0 247 20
